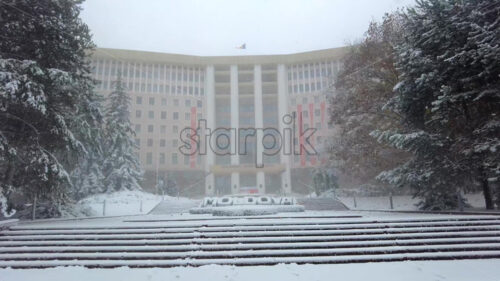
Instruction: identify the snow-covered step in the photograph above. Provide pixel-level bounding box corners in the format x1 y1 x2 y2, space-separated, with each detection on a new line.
1 250 500 268
1 237 500 253
2 225 500 241
2 214 500 268
10 216 500 231
4 219 500 236
1 230 500 247
2 242 500 261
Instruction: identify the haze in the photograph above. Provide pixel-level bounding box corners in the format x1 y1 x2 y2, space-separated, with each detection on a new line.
81 0 416 56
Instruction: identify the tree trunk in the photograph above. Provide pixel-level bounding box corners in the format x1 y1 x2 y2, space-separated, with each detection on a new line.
482 177 494 210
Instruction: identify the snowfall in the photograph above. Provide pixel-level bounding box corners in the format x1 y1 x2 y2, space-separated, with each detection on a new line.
0 190 499 281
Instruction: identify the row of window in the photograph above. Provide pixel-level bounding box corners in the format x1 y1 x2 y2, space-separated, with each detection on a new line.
134 110 202 121
91 60 205 83
287 61 339 81
97 81 205 96
288 80 328 94
291 95 323 105
134 122 199 134
144 152 201 166
135 97 203 107
135 138 179 148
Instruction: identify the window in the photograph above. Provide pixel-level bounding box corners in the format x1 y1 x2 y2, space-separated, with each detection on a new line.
161 98 167 106
161 111 167 119
315 109 320 116
160 125 166 134
136 96 142 104
197 100 202 108
148 125 154 133
302 97 308 104
159 153 165 164
302 110 308 118
174 99 179 106
173 125 178 133
135 138 140 147
172 153 178 164
184 155 189 165
146 152 152 164
148 111 154 119
185 99 191 107
173 112 179 120
316 122 321 129
172 139 178 147
185 112 190 120
135 124 141 133
149 97 154 105
136 110 141 118
314 96 320 103
147 139 153 147
160 139 166 147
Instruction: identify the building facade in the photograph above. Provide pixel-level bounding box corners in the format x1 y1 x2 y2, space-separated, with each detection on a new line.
90 47 347 196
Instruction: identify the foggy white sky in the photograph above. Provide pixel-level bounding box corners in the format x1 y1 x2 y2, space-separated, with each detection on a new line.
81 0 415 56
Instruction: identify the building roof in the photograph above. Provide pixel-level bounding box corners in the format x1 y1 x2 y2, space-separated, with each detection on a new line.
90 47 350 66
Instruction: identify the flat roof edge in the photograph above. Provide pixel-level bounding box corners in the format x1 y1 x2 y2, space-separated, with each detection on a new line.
89 46 350 65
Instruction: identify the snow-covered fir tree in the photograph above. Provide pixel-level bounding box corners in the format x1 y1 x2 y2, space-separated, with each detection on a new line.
0 0 103 216
373 0 500 210
103 74 143 192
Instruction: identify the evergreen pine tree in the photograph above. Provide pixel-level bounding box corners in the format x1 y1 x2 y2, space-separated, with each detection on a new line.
103 74 143 192
0 0 103 216
373 0 499 210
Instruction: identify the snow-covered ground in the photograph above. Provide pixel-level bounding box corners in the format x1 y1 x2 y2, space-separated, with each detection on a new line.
73 190 198 217
338 193 487 210
1 259 499 281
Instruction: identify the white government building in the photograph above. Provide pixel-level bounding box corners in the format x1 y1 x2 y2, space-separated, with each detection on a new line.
90 47 347 196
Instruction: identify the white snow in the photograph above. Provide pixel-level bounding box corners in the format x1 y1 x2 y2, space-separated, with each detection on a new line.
72 190 197 217
1 260 500 281
338 193 487 210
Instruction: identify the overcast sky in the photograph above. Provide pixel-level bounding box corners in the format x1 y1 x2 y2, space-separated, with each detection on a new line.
81 0 415 56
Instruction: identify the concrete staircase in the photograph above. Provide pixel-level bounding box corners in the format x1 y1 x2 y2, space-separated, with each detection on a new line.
1 214 500 268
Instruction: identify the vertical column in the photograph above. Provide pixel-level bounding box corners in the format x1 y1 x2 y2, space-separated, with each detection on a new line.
230 65 240 194
205 65 215 195
254 65 265 194
277 64 292 195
